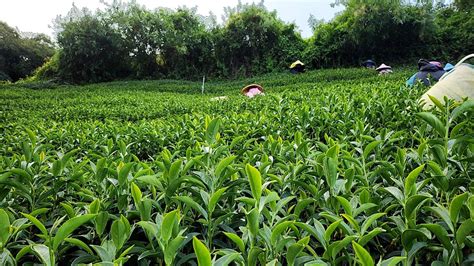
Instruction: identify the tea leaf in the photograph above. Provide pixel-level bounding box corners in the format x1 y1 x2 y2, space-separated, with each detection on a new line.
193 237 212 266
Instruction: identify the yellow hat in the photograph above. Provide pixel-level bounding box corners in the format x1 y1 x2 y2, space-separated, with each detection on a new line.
290 60 305 69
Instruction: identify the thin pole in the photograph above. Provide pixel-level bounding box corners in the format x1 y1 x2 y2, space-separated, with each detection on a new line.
201 75 205 94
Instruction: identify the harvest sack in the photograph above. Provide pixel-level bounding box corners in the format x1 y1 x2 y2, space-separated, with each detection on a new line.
420 54 474 108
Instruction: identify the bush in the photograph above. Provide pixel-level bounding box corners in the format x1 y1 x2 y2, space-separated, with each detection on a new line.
57 15 130 83
214 5 304 77
30 52 60 81
0 71 11 82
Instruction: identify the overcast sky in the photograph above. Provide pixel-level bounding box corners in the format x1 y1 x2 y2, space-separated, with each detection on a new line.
0 0 343 38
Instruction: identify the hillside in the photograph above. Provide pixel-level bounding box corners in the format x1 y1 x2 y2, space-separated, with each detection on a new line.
0 68 473 265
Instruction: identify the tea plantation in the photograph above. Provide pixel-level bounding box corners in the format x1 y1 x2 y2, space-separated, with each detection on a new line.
0 68 473 265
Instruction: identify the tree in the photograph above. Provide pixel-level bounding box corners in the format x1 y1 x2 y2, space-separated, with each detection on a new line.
434 2 474 60
215 4 304 77
306 0 439 67
0 21 55 81
159 8 216 79
57 15 130 83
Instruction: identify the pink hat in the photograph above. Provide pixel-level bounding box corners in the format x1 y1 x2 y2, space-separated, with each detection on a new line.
241 84 264 98
429 61 443 68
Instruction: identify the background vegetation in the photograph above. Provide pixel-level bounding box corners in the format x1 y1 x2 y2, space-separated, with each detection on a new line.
1 0 472 84
0 22 55 82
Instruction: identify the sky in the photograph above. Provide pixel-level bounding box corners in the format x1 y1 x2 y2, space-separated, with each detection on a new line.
0 0 344 39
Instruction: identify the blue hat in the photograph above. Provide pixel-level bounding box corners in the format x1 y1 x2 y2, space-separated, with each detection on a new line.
444 63 454 71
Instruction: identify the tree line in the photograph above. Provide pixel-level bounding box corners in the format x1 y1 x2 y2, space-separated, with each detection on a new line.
1 0 472 84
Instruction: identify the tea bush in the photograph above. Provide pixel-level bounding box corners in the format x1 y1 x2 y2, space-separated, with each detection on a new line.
0 68 473 265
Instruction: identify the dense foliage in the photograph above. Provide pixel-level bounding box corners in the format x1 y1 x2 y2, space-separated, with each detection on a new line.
1 68 473 265
15 0 468 84
0 22 55 82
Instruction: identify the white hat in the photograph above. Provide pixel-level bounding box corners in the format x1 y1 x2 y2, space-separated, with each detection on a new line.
376 64 392 71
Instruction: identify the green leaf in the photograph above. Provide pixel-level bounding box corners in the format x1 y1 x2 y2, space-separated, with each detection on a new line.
224 232 245 253
325 235 356 260
450 99 474 122
21 213 48 237
326 144 339 159
323 157 337 191
353 203 377 217
136 174 161 187
53 214 96 251
405 195 430 219
363 140 382 159
379 256 406 266
0 209 10 246
64 237 94 255
271 221 294 245
416 112 446 137
88 199 100 215
245 164 262 202
215 252 241 266
25 128 37 146
248 247 263 266
449 192 468 224
304 259 329 266
205 118 221 144
161 210 179 243
341 214 360 233
209 187 228 214
118 162 133 186
383 187 404 204
352 241 374 266
287 243 305 266
165 236 185 265
111 215 131 251
404 165 424 198
456 219 474 246
61 149 79 164
428 95 445 113
294 199 315 217
30 208 50 217
117 244 134 260
91 241 115 262
428 206 454 233
10 168 31 180
193 237 211 266
358 228 385 246
469 196 474 221
296 221 327 249
137 221 159 238
175 195 208 220
401 229 428 250
168 160 182 182
31 244 53 266
15 245 32 261
361 213 385 236
336 196 352 216
215 156 236 178
95 211 109 237
259 191 280 213
421 223 452 250
325 219 342 242
131 182 142 206
247 208 259 238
